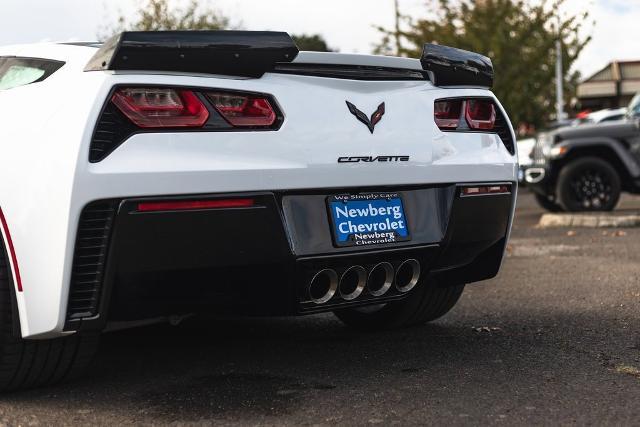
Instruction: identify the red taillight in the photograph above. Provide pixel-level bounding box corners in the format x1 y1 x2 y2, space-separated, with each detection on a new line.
434 99 463 130
207 92 277 127
111 88 209 128
461 185 510 196
137 198 255 212
465 99 496 130
434 98 497 131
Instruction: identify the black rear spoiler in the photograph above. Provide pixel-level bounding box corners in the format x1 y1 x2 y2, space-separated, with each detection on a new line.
420 44 493 88
85 31 299 78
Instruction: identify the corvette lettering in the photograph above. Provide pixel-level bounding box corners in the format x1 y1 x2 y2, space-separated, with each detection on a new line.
337 156 410 163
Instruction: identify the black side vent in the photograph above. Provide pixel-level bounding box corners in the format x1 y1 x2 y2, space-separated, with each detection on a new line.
494 110 515 155
66 200 118 322
89 102 137 163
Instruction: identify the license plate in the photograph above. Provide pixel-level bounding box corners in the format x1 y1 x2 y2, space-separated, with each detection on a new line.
328 193 411 247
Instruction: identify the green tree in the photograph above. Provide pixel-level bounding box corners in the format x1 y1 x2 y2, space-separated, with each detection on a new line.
103 2 334 55
376 0 591 128
104 0 231 35
292 34 335 52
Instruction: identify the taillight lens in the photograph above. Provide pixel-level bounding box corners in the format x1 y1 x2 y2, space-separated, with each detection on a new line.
434 98 497 131
111 88 209 128
207 92 277 127
465 99 496 130
434 99 463 130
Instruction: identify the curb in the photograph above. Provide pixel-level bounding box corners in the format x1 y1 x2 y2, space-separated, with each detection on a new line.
538 213 640 228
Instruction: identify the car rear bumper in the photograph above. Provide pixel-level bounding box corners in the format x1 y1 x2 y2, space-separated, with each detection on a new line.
63 183 516 332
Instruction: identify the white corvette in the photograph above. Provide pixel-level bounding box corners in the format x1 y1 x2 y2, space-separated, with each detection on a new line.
0 31 517 390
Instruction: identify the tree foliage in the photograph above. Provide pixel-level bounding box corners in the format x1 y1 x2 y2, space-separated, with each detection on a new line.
104 1 334 53
376 0 591 128
106 0 231 34
292 34 334 52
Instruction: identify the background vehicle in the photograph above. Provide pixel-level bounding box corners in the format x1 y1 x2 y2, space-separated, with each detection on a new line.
579 107 628 124
524 93 640 211
0 32 517 390
517 137 536 182
517 108 628 184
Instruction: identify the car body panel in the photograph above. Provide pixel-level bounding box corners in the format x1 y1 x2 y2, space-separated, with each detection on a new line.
0 42 517 338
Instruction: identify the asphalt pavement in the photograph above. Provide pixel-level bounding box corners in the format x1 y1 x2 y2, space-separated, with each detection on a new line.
1 190 640 426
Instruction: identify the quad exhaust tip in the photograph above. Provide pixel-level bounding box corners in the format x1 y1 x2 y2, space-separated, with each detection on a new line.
339 265 367 301
395 259 421 293
367 262 394 297
309 269 338 304
309 259 421 304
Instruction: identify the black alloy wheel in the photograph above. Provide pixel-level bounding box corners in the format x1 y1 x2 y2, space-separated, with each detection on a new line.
556 157 621 212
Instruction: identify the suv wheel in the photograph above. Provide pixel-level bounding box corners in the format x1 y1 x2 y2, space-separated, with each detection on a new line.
556 157 621 212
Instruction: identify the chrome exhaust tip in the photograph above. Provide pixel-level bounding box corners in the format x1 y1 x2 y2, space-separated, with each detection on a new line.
339 265 367 301
395 259 421 293
309 269 338 304
367 262 394 297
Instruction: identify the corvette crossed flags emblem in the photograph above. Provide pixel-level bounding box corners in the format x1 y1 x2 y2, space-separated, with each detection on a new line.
345 101 386 134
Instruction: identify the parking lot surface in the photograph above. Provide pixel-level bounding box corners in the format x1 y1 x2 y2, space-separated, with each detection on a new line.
1 190 640 426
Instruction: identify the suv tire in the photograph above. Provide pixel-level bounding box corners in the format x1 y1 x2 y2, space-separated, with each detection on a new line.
533 193 563 212
557 157 621 212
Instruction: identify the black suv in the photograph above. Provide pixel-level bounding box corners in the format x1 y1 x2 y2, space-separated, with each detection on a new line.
524 94 640 212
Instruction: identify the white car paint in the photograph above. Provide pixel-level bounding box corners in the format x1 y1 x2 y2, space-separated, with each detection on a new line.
585 108 627 124
0 42 518 338
517 138 536 167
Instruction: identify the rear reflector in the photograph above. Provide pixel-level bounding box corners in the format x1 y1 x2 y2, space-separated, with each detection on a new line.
0 208 22 292
434 99 462 129
112 88 209 128
207 92 277 127
461 185 510 196
137 198 255 212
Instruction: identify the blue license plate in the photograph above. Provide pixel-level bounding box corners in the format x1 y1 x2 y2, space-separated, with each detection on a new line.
328 193 411 247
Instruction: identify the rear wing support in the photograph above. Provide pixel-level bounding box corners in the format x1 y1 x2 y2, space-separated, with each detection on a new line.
421 43 494 88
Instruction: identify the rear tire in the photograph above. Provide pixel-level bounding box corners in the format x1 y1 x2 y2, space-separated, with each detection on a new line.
533 193 563 212
0 240 99 392
556 157 621 212
333 279 464 331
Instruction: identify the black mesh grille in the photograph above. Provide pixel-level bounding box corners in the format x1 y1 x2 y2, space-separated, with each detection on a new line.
89 103 137 163
66 200 118 320
494 109 515 155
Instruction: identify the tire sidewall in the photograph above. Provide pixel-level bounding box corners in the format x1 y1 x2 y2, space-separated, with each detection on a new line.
533 192 563 212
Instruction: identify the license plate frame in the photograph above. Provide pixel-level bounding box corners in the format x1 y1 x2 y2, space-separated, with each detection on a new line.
327 192 411 248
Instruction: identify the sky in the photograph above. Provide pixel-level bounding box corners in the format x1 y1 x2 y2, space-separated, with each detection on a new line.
0 0 638 78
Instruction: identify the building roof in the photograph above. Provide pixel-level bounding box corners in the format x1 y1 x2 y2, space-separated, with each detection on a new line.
578 60 640 99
